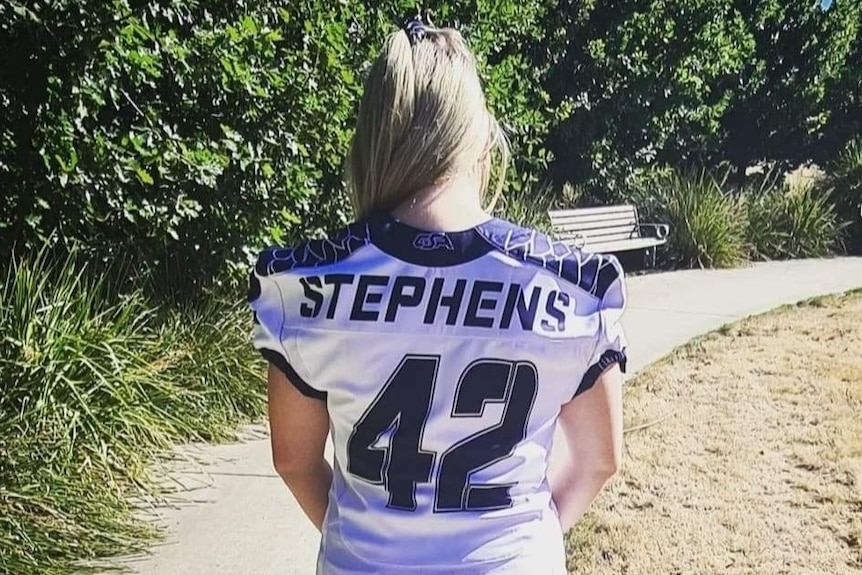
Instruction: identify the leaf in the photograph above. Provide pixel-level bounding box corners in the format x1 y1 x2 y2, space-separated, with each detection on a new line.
135 168 154 185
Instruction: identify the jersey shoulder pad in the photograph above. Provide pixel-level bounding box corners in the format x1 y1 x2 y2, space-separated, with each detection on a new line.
477 218 622 299
253 221 372 277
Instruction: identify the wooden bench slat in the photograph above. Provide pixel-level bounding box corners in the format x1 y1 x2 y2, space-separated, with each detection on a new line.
550 207 636 217
549 216 636 226
566 225 636 236
555 227 635 237
584 229 638 240
554 223 636 234
550 218 637 233
557 234 640 246
549 205 637 217
550 212 637 224
583 237 666 253
549 212 637 222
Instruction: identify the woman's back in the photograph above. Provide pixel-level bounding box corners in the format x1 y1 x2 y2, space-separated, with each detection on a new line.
250 213 626 573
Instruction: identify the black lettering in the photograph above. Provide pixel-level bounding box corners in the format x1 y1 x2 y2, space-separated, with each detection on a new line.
324 274 355 319
541 290 568 332
464 281 504 328
350 275 389 321
385 276 426 323
299 276 324 318
424 278 466 326
556 291 570 332
500 284 541 330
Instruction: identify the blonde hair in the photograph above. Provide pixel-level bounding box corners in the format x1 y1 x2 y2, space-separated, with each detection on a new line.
346 23 510 220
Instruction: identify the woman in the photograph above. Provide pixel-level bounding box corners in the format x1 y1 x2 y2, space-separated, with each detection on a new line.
248 16 626 575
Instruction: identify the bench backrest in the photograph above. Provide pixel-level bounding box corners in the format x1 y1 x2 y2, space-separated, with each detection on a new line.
548 205 640 245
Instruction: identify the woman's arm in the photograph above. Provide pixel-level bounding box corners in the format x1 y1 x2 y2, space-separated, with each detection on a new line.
267 363 332 532
550 363 624 532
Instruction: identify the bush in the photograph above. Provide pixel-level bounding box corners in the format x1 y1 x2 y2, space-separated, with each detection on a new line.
492 182 582 233
625 165 842 268
0 246 265 575
817 139 862 253
628 169 748 269
541 0 862 196
745 182 841 260
0 0 555 300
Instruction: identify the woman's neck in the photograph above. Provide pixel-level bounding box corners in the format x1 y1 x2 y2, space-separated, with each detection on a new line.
389 177 491 232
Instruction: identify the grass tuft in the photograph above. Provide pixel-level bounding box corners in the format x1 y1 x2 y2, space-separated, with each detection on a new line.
744 180 842 260
817 139 862 253
628 169 748 268
0 245 265 574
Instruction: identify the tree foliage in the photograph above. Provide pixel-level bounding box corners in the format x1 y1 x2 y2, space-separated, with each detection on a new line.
542 0 862 199
0 0 554 298
721 0 862 172
1 0 860 295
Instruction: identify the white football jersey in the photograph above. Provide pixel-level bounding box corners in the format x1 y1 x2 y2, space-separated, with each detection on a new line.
249 214 627 575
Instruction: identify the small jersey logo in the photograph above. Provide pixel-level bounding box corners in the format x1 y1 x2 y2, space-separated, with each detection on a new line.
412 233 454 251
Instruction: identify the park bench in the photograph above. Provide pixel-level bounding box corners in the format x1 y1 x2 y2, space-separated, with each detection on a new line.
548 204 669 267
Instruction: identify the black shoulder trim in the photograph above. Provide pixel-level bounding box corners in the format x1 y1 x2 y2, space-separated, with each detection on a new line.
254 221 371 276
247 271 262 304
574 349 627 399
476 219 623 299
260 348 327 401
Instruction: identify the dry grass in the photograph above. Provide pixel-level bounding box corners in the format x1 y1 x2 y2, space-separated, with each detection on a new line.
567 290 862 575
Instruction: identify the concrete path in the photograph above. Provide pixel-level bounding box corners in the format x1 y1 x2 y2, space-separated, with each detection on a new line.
113 257 862 575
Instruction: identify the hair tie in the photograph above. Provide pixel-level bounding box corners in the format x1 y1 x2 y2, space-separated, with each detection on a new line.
402 15 426 45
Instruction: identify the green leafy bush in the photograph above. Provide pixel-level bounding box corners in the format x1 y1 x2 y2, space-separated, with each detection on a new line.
0 247 265 574
542 0 758 197
541 0 862 197
745 182 841 260
628 169 748 269
0 0 555 300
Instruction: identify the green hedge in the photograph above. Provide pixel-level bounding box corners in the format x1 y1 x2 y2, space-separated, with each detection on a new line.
0 0 555 300
541 0 862 200
5 0 858 297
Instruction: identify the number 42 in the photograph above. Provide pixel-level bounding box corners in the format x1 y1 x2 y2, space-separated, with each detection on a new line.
347 355 538 513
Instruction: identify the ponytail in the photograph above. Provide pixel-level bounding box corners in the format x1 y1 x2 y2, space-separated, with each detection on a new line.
346 22 509 220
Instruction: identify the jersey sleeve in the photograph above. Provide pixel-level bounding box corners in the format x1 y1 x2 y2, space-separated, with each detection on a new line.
247 263 327 401
574 256 628 398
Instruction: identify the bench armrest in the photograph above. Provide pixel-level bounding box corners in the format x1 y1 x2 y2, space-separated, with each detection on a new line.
639 222 670 239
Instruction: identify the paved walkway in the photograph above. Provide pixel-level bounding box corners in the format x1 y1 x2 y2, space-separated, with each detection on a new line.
114 257 862 575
